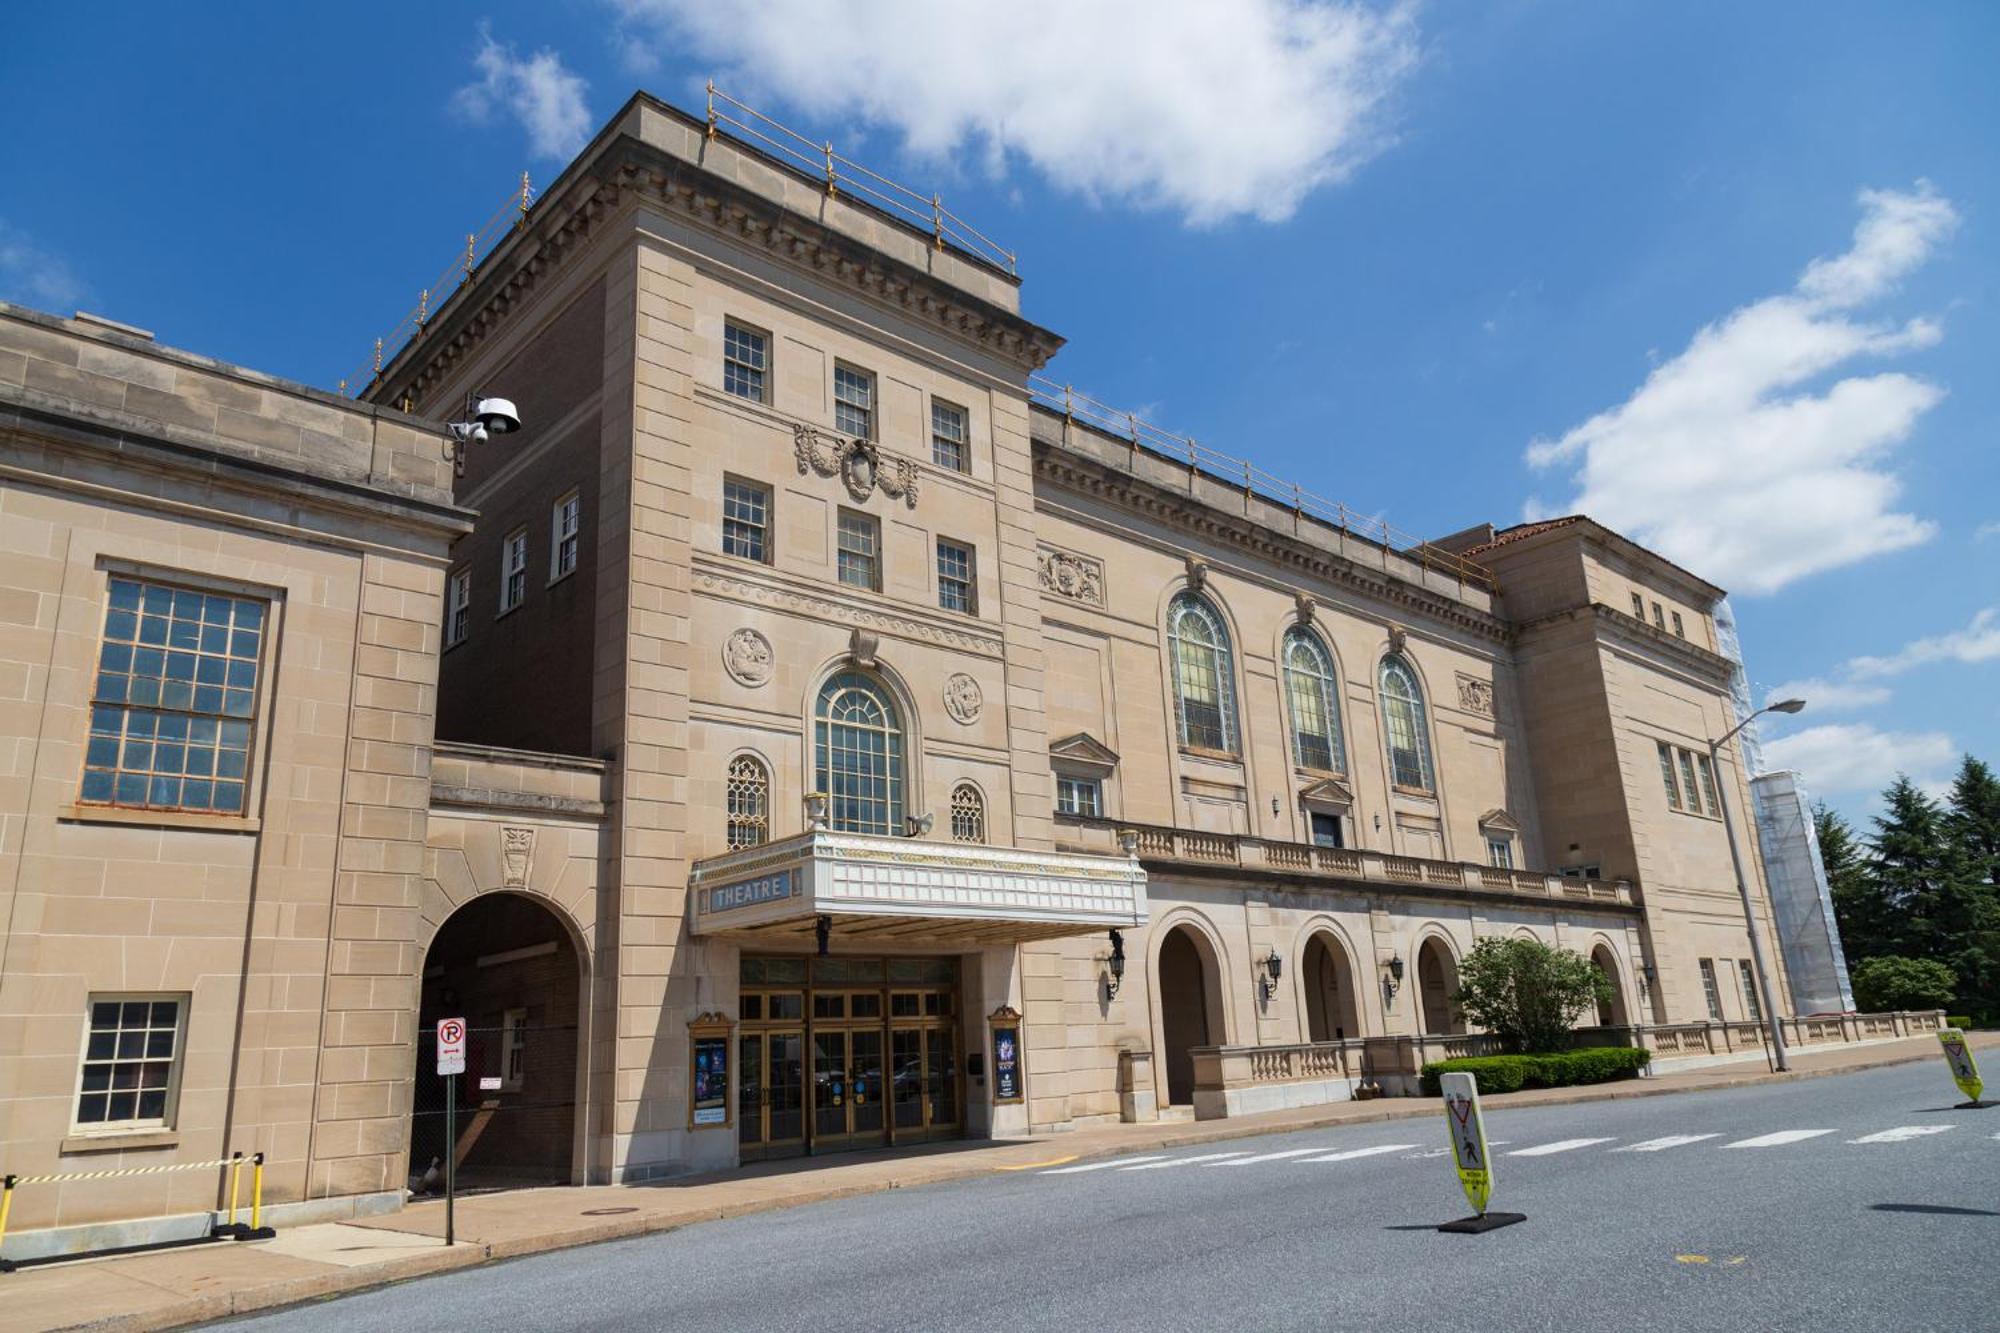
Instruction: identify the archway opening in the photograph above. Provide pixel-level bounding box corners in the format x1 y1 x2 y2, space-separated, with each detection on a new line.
1301 933 1361 1043
1158 926 1220 1106
1416 936 1464 1035
412 892 581 1192
1590 946 1629 1027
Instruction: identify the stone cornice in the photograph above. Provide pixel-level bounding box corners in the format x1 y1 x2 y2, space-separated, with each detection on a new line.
1520 602 1738 685
692 557 1006 657
1032 441 1512 646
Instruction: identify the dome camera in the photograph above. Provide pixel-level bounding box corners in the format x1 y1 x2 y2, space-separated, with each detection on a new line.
473 397 520 436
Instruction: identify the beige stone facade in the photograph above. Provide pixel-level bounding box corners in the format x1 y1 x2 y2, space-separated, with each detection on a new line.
0 90 1852 1254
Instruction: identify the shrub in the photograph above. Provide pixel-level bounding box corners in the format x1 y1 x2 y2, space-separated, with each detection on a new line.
1418 1046 1650 1097
1453 937 1612 1053
1947 1015 1973 1030
1850 955 1956 1013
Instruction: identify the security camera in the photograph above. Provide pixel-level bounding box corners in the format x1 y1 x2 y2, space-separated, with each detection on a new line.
473 397 520 436
443 390 523 475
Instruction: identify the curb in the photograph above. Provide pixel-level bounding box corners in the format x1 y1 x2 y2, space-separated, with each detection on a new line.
56 1035 1974 1332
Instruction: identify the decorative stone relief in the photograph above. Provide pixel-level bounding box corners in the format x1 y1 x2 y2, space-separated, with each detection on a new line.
1184 556 1209 593
848 627 879 668
1294 592 1316 625
1387 623 1408 655
1037 546 1105 606
793 422 919 508
501 827 535 888
943 673 983 724
1456 673 1495 716
723 628 775 687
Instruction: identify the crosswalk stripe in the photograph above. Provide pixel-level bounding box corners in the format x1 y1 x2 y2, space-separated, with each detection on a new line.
1724 1129 1835 1149
1301 1143 1419 1163
1040 1156 1166 1174
1614 1134 1721 1153
1208 1148 1327 1166
1848 1126 1955 1144
1121 1151 1253 1170
1508 1137 1615 1157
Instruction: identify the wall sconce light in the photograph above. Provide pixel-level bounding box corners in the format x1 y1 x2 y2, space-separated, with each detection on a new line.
815 914 832 957
1638 963 1658 996
1105 928 1127 1000
805 792 830 830
1270 795 1281 817
905 812 935 838
1259 948 1283 1003
1372 813 1382 832
1383 954 1404 998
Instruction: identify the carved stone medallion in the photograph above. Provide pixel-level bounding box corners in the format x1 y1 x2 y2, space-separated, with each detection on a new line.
501 827 535 888
723 628 775 687
944 672 984 724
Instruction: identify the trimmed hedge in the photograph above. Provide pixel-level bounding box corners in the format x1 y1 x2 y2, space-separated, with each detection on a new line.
1419 1046 1652 1097
1947 1015 1973 1030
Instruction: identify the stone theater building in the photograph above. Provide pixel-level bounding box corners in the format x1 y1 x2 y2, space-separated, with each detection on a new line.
0 91 1931 1255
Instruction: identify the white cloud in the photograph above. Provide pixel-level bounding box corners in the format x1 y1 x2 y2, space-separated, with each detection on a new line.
1849 606 2000 678
610 0 1420 225
453 27 593 161
0 220 84 310
1526 183 1959 595
1761 678 1891 714
1761 722 1956 796
1977 521 2000 541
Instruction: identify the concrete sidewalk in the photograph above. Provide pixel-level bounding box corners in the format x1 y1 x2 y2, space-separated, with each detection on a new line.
5 1031 1991 1333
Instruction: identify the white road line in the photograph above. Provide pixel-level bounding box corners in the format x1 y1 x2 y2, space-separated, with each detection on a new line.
1040 1156 1167 1174
1208 1148 1327 1166
1120 1151 1253 1170
1507 1137 1615 1157
1302 1143 1420 1163
1403 1141 1509 1159
1614 1134 1721 1153
1724 1129 1836 1149
1848 1125 1956 1144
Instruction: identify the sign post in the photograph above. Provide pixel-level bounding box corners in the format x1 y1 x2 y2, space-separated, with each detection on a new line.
1937 1029 1993 1109
1436 1072 1525 1233
436 1017 465 1246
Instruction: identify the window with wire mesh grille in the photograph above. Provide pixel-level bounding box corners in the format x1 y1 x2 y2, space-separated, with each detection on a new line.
834 364 875 439
724 321 769 403
723 478 771 563
75 996 184 1128
837 509 880 591
727 754 771 850
551 491 581 580
82 577 265 815
949 782 985 843
936 538 976 614
931 399 968 472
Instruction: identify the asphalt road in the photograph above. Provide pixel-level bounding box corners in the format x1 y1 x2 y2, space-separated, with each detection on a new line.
220 1059 1997 1333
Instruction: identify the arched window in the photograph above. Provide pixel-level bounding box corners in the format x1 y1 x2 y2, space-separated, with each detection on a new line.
815 672 904 835
726 754 771 849
1168 593 1238 753
1282 627 1345 773
949 782 985 844
1378 654 1434 792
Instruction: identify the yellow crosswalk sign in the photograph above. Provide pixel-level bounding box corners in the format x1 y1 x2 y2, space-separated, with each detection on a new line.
1440 1071 1493 1215
1938 1029 1984 1104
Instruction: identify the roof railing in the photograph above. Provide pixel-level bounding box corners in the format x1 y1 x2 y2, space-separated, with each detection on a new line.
1029 375 1494 592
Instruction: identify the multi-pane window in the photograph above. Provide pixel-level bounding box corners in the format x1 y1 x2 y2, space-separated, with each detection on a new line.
499 528 528 612
1487 836 1515 869
445 568 471 647
1677 749 1701 815
837 509 880 591
726 754 771 850
816 672 904 836
1695 753 1721 816
1282 627 1344 773
1671 611 1686 639
550 491 581 580
950 782 985 843
1657 740 1683 810
1378 654 1435 792
1309 811 1344 848
1056 774 1102 818
75 996 183 1128
833 364 874 439
1631 592 1645 619
1698 959 1724 1021
936 539 976 614
83 578 264 816
723 321 769 402
722 478 771 563
1651 602 1666 630
1167 593 1238 753
1737 959 1763 1023
931 400 969 472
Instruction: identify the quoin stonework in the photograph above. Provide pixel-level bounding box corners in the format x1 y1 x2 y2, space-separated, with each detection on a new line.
0 91 1940 1259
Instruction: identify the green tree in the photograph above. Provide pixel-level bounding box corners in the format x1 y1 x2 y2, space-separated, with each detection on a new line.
1849 955 1956 1013
1945 755 2000 888
1871 773 1998 1021
1452 937 1610 1054
1942 756 2000 1019
1817 801 1895 959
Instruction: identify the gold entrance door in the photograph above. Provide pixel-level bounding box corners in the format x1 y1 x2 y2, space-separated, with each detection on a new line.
738 1028 805 1160
811 1025 886 1149
889 1023 961 1143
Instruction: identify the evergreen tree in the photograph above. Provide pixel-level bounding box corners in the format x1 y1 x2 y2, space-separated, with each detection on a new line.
1945 755 2000 888
1816 801 1893 959
1942 756 2000 1019
1869 774 1997 1022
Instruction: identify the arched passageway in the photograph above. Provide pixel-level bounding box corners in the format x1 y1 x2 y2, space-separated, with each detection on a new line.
1591 945 1629 1027
1158 926 1222 1105
1301 933 1362 1043
1416 936 1464 1035
412 892 582 1191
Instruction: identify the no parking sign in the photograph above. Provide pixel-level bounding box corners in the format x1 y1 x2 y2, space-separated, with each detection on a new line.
436 1017 466 1076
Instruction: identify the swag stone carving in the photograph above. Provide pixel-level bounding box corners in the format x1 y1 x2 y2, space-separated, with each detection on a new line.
1456 673 1495 717
1037 545 1105 606
793 422 919 508
723 628 775 687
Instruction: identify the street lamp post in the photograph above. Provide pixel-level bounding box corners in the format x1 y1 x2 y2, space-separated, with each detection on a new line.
1708 697 1806 1073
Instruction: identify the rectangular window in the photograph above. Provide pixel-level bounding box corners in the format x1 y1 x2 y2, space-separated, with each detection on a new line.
499 528 528 612
500 1007 528 1092
82 577 266 816
1309 810 1344 848
722 478 771 563
550 491 581 581
1671 611 1686 639
1657 740 1682 810
1737 959 1763 1023
931 399 969 472
75 996 184 1129
1695 753 1721 817
723 321 769 403
1651 601 1666 630
1486 836 1514 869
1698 959 1724 1021
1055 774 1102 818
445 568 471 647
837 509 880 591
1677 748 1702 815
833 364 874 439
936 538 976 614
1631 592 1646 619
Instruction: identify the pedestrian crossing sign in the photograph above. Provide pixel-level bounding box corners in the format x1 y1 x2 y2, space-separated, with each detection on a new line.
1937 1029 1983 1104
1440 1071 1493 1214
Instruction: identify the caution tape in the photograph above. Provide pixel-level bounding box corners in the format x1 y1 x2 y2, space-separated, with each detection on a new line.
7 1155 237 1186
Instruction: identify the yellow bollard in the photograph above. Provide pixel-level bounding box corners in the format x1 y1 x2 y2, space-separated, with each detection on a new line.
228 1152 242 1227
1 1173 16 1273
251 1152 263 1231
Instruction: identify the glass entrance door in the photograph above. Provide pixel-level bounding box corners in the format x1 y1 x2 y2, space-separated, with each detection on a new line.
812 1027 887 1148
738 1029 804 1160
889 1024 960 1142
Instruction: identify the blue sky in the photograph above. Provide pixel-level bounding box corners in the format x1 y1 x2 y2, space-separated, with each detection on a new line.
3 2 1993 828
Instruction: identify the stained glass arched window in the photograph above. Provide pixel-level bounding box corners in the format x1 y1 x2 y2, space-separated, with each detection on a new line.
815 672 905 835
1282 627 1345 773
949 782 985 844
1378 653 1435 792
1168 593 1238 753
726 754 770 850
